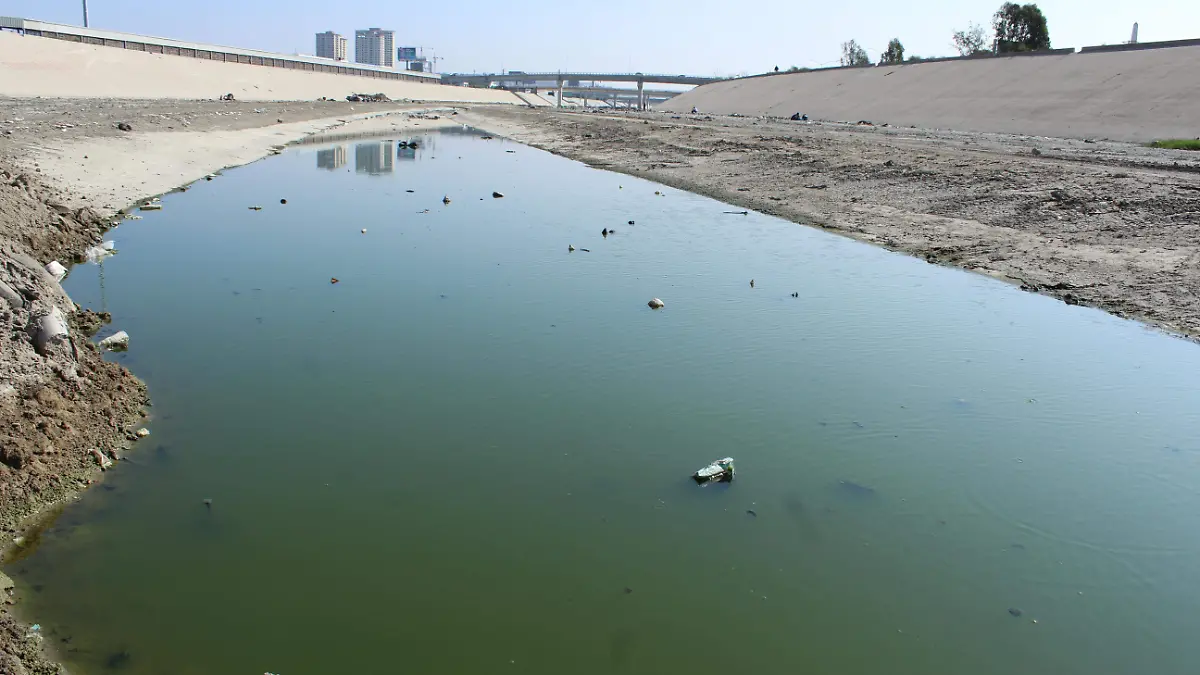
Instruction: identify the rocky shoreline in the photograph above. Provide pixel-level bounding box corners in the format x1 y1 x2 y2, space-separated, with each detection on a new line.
0 163 149 674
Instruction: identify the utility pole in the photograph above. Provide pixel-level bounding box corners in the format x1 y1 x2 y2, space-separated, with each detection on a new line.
82 0 89 27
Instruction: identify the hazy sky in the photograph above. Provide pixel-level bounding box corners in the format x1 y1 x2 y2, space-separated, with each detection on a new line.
3 0 1195 75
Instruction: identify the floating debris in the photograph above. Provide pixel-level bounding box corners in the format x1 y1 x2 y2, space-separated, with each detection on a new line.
361 229 367 234
724 211 749 215
442 196 452 205
750 279 755 288
493 191 505 198
628 220 635 225
330 278 340 284
280 199 288 205
1008 607 1023 617
647 298 665 309
791 292 799 298
248 206 263 211
135 428 150 438
568 245 575 252
746 509 758 517
838 480 876 497
99 331 130 351
140 202 163 211
602 228 609 237
693 457 735 485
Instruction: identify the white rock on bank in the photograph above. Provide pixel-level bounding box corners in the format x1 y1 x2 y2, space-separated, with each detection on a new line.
89 448 114 470
34 307 70 354
44 260 67 281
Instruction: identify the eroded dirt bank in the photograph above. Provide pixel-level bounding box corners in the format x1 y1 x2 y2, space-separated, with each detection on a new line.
463 107 1200 339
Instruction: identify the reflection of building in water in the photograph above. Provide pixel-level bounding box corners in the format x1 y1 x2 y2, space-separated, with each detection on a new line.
317 146 347 171
355 142 394 175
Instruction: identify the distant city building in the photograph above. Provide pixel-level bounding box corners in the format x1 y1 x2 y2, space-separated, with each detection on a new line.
355 28 394 67
317 146 347 171
315 31 347 61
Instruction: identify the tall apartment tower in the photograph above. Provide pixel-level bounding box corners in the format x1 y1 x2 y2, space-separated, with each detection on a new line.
355 28 395 67
315 31 347 61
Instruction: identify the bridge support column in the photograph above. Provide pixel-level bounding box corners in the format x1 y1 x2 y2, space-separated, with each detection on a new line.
637 79 645 111
557 78 563 109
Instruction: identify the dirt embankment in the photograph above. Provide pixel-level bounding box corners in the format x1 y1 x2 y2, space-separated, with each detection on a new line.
463 107 1200 339
0 98 450 673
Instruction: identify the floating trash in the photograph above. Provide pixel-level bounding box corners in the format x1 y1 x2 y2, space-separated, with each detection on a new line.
99 330 130 351
693 458 735 485
647 298 665 309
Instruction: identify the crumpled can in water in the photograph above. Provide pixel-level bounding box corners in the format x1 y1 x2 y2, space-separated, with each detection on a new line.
692 457 735 485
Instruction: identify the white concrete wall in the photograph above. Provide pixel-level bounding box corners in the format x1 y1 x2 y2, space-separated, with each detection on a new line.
0 31 523 105
663 47 1200 143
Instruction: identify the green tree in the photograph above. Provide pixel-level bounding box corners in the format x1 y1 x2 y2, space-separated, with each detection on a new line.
879 38 905 65
992 3 1051 53
952 22 989 56
840 40 870 67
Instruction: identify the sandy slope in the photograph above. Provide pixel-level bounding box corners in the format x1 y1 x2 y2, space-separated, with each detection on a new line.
663 47 1200 143
0 31 521 105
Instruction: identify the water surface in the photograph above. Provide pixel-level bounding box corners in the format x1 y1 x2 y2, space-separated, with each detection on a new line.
11 129 1200 675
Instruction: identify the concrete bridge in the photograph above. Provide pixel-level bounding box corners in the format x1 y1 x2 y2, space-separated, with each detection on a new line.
441 71 720 110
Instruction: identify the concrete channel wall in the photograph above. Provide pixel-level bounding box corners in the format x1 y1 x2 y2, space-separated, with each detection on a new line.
0 18 524 105
662 41 1200 143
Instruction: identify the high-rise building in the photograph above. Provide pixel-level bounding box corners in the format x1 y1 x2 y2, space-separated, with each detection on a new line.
355 28 394 67
315 31 347 61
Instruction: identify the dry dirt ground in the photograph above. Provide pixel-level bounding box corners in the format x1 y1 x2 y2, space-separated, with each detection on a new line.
0 97 417 674
464 107 1200 339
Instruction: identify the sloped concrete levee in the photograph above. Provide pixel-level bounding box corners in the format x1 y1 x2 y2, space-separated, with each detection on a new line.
663 43 1200 142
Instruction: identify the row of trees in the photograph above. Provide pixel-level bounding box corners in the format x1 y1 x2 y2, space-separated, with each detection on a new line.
837 2 1050 68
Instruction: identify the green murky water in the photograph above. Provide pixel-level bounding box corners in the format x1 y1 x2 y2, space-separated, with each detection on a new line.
9 129 1200 674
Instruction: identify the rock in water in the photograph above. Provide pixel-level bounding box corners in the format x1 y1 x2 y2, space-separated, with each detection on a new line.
647 298 665 309
99 331 130 351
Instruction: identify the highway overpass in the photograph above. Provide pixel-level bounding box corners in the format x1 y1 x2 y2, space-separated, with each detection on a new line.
442 71 720 109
